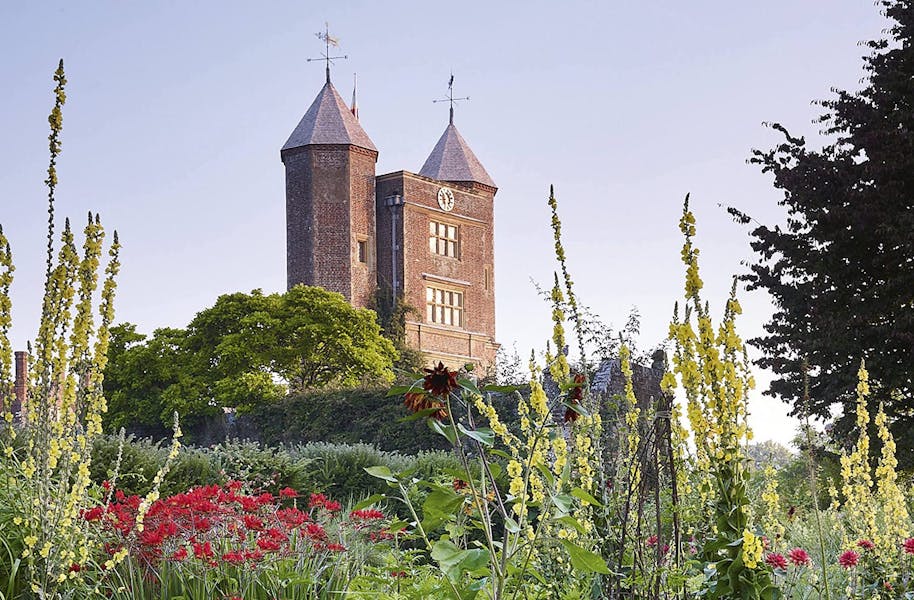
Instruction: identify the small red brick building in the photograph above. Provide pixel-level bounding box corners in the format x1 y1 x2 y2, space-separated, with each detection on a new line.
282 74 498 369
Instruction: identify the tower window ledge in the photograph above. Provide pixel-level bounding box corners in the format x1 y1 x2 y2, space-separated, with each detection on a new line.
421 273 470 287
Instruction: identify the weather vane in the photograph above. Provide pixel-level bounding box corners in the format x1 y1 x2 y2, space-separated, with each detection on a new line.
307 22 348 83
433 73 469 125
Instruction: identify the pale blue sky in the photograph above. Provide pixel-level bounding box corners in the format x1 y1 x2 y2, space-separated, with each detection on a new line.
0 1 887 445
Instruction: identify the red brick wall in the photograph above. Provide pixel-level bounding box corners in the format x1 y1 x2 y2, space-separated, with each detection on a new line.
12 351 27 414
348 148 378 309
283 144 377 308
376 171 497 368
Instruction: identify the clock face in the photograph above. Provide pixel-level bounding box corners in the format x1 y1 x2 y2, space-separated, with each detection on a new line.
437 187 455 212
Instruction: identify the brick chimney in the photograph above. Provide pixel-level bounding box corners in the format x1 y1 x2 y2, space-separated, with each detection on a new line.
13 351 27 415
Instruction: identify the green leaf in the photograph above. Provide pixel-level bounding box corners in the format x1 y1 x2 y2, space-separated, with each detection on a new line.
363 465 397 483
457 423 495 447
458 377 482 397
429 418 458 444
552 493 573 515
422 488 465 531
560 540 611 574
387 380 424 397
398 406 444 422
554 515 586 534
387 518 410 532
533 459 556 488
570 487 603 507
352 494 385 510
504 516 521 533
432 540 491 582
430 540 463 580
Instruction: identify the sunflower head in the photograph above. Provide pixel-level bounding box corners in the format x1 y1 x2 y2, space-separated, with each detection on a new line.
423 362 459 398
404 391 448 421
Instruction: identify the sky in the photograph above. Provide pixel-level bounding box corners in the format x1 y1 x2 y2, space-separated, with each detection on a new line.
0 1 889 447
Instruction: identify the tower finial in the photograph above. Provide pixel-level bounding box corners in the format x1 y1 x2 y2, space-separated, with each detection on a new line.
307 22 348 83
433 72 469 125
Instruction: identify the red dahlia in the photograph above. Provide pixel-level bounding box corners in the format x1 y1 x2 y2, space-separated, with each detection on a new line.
904 538 914 555
788 547 811 567
765 553 788 570
857 539 875 551
838 550 859 569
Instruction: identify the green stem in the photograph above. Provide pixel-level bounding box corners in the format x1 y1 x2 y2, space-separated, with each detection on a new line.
396 480 462 599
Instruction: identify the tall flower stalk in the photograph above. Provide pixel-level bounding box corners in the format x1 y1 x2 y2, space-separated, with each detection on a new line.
0 59 122 597
666 196 779 599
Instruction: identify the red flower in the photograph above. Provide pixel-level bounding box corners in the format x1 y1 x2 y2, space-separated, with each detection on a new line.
171 547 188 561
423 362 459 397
222 551 244 565
243 514 264 531
857 539 875 551
569 373 586 402
904 538 914 555
83 506 104 522
788 547 811 567
765 553 788 570
646 535 658 547
192 541 214 560
101 480 111 492
838 550 859 569
279 487 298 498
305 522 328 541
325 542 346 552
564 374 587 423
277 507 308 527
403 391 448 420
256 537 281 552
370 529 395 542
323 499 341 513
453 479 468 492
244 549 264 562
68 563 81 573
391 570 407 578
350 509 385 521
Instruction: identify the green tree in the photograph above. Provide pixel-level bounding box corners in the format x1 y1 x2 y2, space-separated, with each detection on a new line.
103 286 399 430
104 323 186 431
735 0 914 461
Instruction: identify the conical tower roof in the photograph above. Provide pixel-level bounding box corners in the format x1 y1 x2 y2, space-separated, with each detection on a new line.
282 81 377 153
419 123 495 188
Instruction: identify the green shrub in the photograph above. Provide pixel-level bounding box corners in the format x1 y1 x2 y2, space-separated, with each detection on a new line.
89 435 462 511
237 387 449 452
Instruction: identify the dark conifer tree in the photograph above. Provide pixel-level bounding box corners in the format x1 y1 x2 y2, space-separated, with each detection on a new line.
737 0 914 460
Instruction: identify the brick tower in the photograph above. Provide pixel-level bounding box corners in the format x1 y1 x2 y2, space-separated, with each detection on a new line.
375 109 499 368
282 73 378 308
283 73 499 370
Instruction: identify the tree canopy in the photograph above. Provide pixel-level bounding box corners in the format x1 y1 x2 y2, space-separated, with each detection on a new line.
104 286 399 431
736 0 914 458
